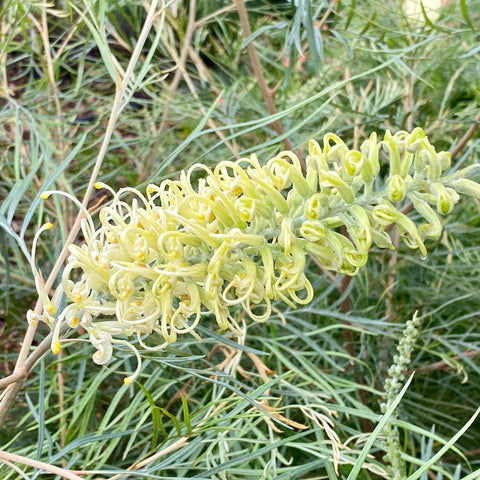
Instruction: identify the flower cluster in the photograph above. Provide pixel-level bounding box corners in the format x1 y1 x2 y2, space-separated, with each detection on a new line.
37 128 479 382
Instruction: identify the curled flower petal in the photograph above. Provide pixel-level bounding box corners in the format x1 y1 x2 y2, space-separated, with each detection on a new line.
90 329 114 365
372 202 398 225
300 220 326 242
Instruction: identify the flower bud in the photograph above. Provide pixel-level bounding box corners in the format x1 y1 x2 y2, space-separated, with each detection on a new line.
383 130 401 175
323 133 348 164
109 272 135 301
303 193 324 219
396 211 427 257
387 174 407 202
343 150 364 177
344 249 368 267
360 132 380 184
371 230 395 249
279 217 294 255
431 183 459 215
269 154 310 198
436 151 451 171
90 330 113 365
404 127 425 152
307 139 328 173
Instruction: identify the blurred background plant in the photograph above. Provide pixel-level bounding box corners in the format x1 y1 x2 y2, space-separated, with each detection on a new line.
0 0 479 479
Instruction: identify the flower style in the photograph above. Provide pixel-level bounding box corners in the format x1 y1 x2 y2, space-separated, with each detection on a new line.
41 128 480 382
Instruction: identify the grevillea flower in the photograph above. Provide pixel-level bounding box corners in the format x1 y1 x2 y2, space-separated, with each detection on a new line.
37 128 480 383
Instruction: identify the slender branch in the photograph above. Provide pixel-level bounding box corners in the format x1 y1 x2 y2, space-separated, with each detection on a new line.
108 437 188 480
233 0 292 151
143 1 238 178
451 109 480 160
0 330 55 389
157 0 197 136
158 6 238 155
194 4 236 28
0 450 84 480
385 225 400 321
353 79 374 149
416 349 480 374
0 0 163 430
0 459 28 479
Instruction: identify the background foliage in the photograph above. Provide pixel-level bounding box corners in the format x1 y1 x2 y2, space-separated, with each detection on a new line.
1 0 479 478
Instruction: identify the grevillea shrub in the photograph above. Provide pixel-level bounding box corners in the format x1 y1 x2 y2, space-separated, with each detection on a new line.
30 128 480 383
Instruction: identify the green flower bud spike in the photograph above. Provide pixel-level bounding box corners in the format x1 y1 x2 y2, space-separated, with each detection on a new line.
42 129 479 383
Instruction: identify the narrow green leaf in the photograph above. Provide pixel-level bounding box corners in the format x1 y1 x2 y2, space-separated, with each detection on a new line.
159 407 183 437
460 0 474 29
136 381 164 448
406 406 480 480
420 1 451 33
180 394 192 435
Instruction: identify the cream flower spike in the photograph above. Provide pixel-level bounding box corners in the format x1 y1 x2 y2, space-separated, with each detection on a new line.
44 129 480 383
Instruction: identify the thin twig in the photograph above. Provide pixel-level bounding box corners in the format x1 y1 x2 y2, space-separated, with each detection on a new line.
385 224 400 321
193 4 237 28
164 10 237 153
404 64 416 132
451 109 480 160
233 0 292 152
0 332 53 389
416 349 480 374
142 0 237 178
0 458 28 479
0 450 84 480
108 437 189 480
156 0 197 136
38 7 64 152
353 79 374 150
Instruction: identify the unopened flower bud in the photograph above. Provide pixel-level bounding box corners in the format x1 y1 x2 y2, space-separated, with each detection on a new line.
387 174 407 202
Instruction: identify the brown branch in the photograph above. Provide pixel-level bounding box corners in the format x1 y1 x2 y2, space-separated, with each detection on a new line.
442 447 480 463
339 274 354 357
233 0 292 152
142 0 238 179
451 109 480 160
0 449 84 480
194 4 237 28
415 349 480 374
385 224 400 321
0 331 54 390
157 0 197 136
